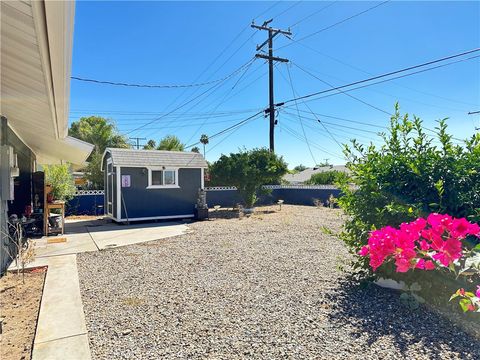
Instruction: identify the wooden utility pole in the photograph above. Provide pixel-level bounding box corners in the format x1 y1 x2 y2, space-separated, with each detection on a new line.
251 20 291 152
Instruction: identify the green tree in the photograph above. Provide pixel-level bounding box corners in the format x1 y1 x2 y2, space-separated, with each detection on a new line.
143 139 156 150
69 116 129 151
43 163 77 201
200 134 209 157
306 170 348 185
209 148 288 208
293 164 307 173
157 135 185 151
191 146 200 153
69 116 130 188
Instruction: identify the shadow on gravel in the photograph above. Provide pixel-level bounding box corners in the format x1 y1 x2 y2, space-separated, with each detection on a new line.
325 279 480 358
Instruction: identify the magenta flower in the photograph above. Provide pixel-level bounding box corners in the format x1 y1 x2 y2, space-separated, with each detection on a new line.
476 285 480 298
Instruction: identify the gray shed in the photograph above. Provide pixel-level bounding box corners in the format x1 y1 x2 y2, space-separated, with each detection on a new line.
101 148 207 222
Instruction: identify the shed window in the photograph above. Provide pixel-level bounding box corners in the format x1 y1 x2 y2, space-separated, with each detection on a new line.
151 171 164 186
148 168 178 188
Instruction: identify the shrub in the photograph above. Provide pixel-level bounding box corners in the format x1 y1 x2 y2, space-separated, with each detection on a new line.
43 163 77 201
209 148 288 208
338 104 480 274
306 170 348 185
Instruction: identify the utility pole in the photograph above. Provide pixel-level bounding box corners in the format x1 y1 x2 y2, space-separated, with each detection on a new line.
130 137 146 150
252 19 291 152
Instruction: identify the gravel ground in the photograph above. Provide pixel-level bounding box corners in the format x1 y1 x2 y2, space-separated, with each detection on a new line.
77 205 480 359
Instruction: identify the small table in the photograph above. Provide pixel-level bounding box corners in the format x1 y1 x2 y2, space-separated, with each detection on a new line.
44 201 65 235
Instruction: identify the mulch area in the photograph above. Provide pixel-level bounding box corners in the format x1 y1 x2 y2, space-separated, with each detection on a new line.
0 268 46 360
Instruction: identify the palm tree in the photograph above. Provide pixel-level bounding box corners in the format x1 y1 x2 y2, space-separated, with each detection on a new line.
143 139 156 150
157 135 185 151
191 146 200 153
68 116 130 188
200 134 209 158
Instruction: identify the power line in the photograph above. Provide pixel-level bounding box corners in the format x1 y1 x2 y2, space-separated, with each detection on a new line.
285 64 317 165
277 1 390 51
286 57 477 142
70 62 255 89
278 48 480 106
271 1 303 20
282 107 387 129
289 1 338 28
185 110 264 149
294 42 478 108
184 59 256 144
292 61 392 115
125 58 256 135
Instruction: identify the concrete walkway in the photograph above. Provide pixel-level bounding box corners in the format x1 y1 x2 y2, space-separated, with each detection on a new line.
32 255 91 360
9 218 189 360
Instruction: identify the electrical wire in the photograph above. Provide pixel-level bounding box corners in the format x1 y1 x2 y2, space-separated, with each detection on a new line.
292 61 392 115
293 41 479 108
285 65 317 165
185 110 264 148
71 61 254 88
279 48 480 106
184 59 256 144
277 1 390 51
289 1 338 28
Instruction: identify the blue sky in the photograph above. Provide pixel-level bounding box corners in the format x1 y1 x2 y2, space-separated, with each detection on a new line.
70 1 480 167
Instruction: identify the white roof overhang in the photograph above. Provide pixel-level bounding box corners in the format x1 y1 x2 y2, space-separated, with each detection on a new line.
0 0 93 166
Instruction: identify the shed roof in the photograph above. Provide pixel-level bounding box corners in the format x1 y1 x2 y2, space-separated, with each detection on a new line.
103 148 208 169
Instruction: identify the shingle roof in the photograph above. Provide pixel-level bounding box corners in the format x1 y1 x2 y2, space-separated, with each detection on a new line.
103 148 208 168
283 165 348 184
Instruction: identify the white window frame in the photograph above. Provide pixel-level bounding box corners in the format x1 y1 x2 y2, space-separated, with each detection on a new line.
106 158 114 215
146 167 180 189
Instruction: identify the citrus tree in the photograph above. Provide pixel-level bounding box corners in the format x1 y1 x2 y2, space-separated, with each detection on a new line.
209 148 288 208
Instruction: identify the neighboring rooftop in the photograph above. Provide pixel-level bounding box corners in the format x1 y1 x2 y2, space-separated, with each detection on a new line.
283 165 348 184
102 148 208 169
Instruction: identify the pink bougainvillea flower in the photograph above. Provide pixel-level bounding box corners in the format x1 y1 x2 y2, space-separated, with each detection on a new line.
359 246 369 256
467 304 475 312
424 260 435 270
420 240 430 251
450 218 474 238
468 222 480 237
416 258 426 269
476 285 480 298
395 257 411 273
427 213 453 229
430 237 463 267
458 288 466 296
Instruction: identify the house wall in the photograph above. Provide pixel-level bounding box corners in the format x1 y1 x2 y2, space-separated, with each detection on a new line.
0 118 36 274
118 167 201 220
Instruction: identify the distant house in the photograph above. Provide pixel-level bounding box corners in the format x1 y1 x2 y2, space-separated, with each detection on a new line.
283 165 348 185
101 148 208 222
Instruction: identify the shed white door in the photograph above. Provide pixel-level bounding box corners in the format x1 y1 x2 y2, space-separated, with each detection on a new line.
106 159 113 216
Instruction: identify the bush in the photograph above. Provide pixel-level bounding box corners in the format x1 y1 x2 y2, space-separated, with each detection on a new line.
43 163 77 201
338 104 480 273
306 170 348 185
209 148 288 208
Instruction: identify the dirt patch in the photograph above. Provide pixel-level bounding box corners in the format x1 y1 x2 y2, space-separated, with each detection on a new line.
0 269 46 360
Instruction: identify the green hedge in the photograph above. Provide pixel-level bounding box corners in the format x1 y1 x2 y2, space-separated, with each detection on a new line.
338 104 480 273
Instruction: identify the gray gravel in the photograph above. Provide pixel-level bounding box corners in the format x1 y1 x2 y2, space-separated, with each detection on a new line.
77 205 480 359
